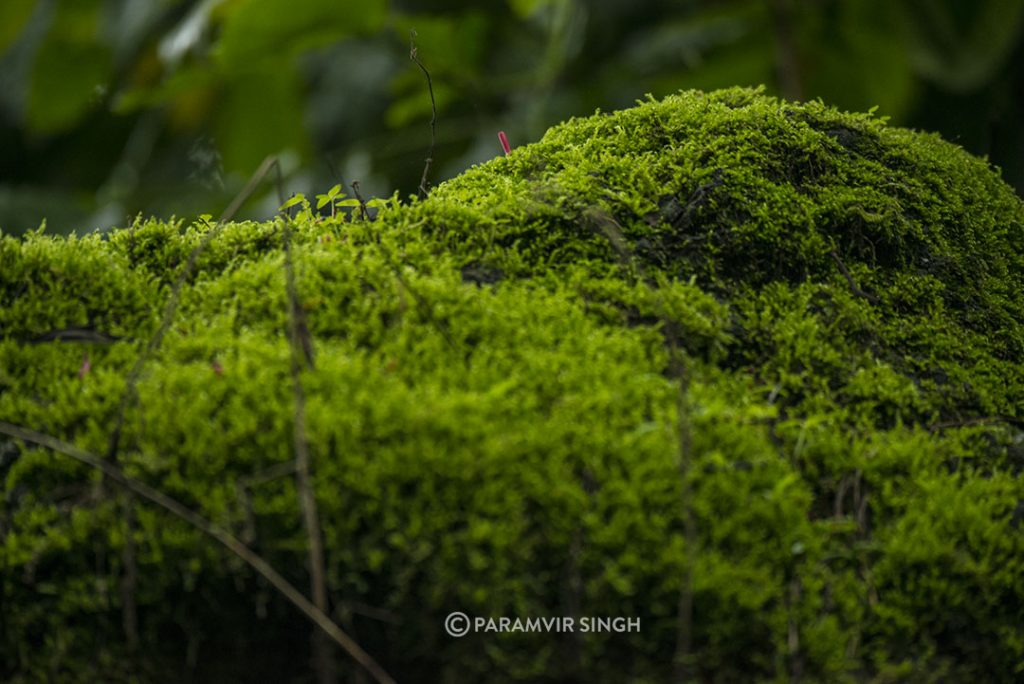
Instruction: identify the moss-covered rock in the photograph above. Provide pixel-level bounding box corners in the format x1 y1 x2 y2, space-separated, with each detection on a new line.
1 87 1022 683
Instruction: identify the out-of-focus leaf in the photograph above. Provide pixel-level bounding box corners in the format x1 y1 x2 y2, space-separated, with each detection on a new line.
26 1 112 134
622 11 754 76
158 0 220 67
215 0 387 72
387 72 454 129
901 0 1024 92
507 0 548 18
0 184 89 236
215 64 306 173
643 4 774 98
653 41 774 98
801 1 915 120
114 63 218 115
0 0 37 53
279 194 305 211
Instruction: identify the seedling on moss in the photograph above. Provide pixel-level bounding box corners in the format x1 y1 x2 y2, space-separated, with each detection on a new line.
498 131 511 156
280 193 313 222
316 184 343 217
315 184 362 219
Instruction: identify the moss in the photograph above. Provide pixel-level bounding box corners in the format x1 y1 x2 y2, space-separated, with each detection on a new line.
1 87 1023 682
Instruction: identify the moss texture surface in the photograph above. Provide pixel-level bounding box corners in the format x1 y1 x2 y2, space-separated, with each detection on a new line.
2 87 1023 682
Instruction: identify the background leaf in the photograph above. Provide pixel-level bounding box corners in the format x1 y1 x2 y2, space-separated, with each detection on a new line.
0 0 1022 236
0 0 37 54
26 0 112 134
215 0 387 72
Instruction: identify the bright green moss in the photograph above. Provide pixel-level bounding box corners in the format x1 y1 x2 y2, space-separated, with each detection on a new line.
1 87 1023 682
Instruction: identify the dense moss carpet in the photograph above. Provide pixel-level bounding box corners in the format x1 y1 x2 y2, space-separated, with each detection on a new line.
2 88 1022 682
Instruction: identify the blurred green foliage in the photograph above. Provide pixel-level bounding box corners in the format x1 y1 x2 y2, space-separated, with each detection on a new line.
1 88 1023 682
1 0 1023 236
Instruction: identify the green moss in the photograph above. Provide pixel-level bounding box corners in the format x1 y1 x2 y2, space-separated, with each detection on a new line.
1 87 1023 682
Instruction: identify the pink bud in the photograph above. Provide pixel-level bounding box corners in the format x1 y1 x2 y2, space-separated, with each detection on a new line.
498 131 511 156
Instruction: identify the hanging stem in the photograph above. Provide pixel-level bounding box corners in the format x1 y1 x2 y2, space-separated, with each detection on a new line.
409 30 437 198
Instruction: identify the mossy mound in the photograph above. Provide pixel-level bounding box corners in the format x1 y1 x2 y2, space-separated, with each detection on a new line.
2 88 1023 683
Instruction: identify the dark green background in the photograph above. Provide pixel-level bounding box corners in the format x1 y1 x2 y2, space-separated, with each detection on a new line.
1 0 1023 235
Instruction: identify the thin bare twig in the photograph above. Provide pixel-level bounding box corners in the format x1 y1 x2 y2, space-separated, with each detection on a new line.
282 220 333 684
0 421 396 684
409 30 437 198
670 335 696 683
103 155 285 648
120 495 139 650
575 206 697 680
830 249 879 304
239 461 298 489
928 415 1022 433
220 156 284 224
107 156 285 464
233 460 299 546
351 181 371 222
377 240 460 354
25 327 123 344
338 601 401 626
787 576 804 683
